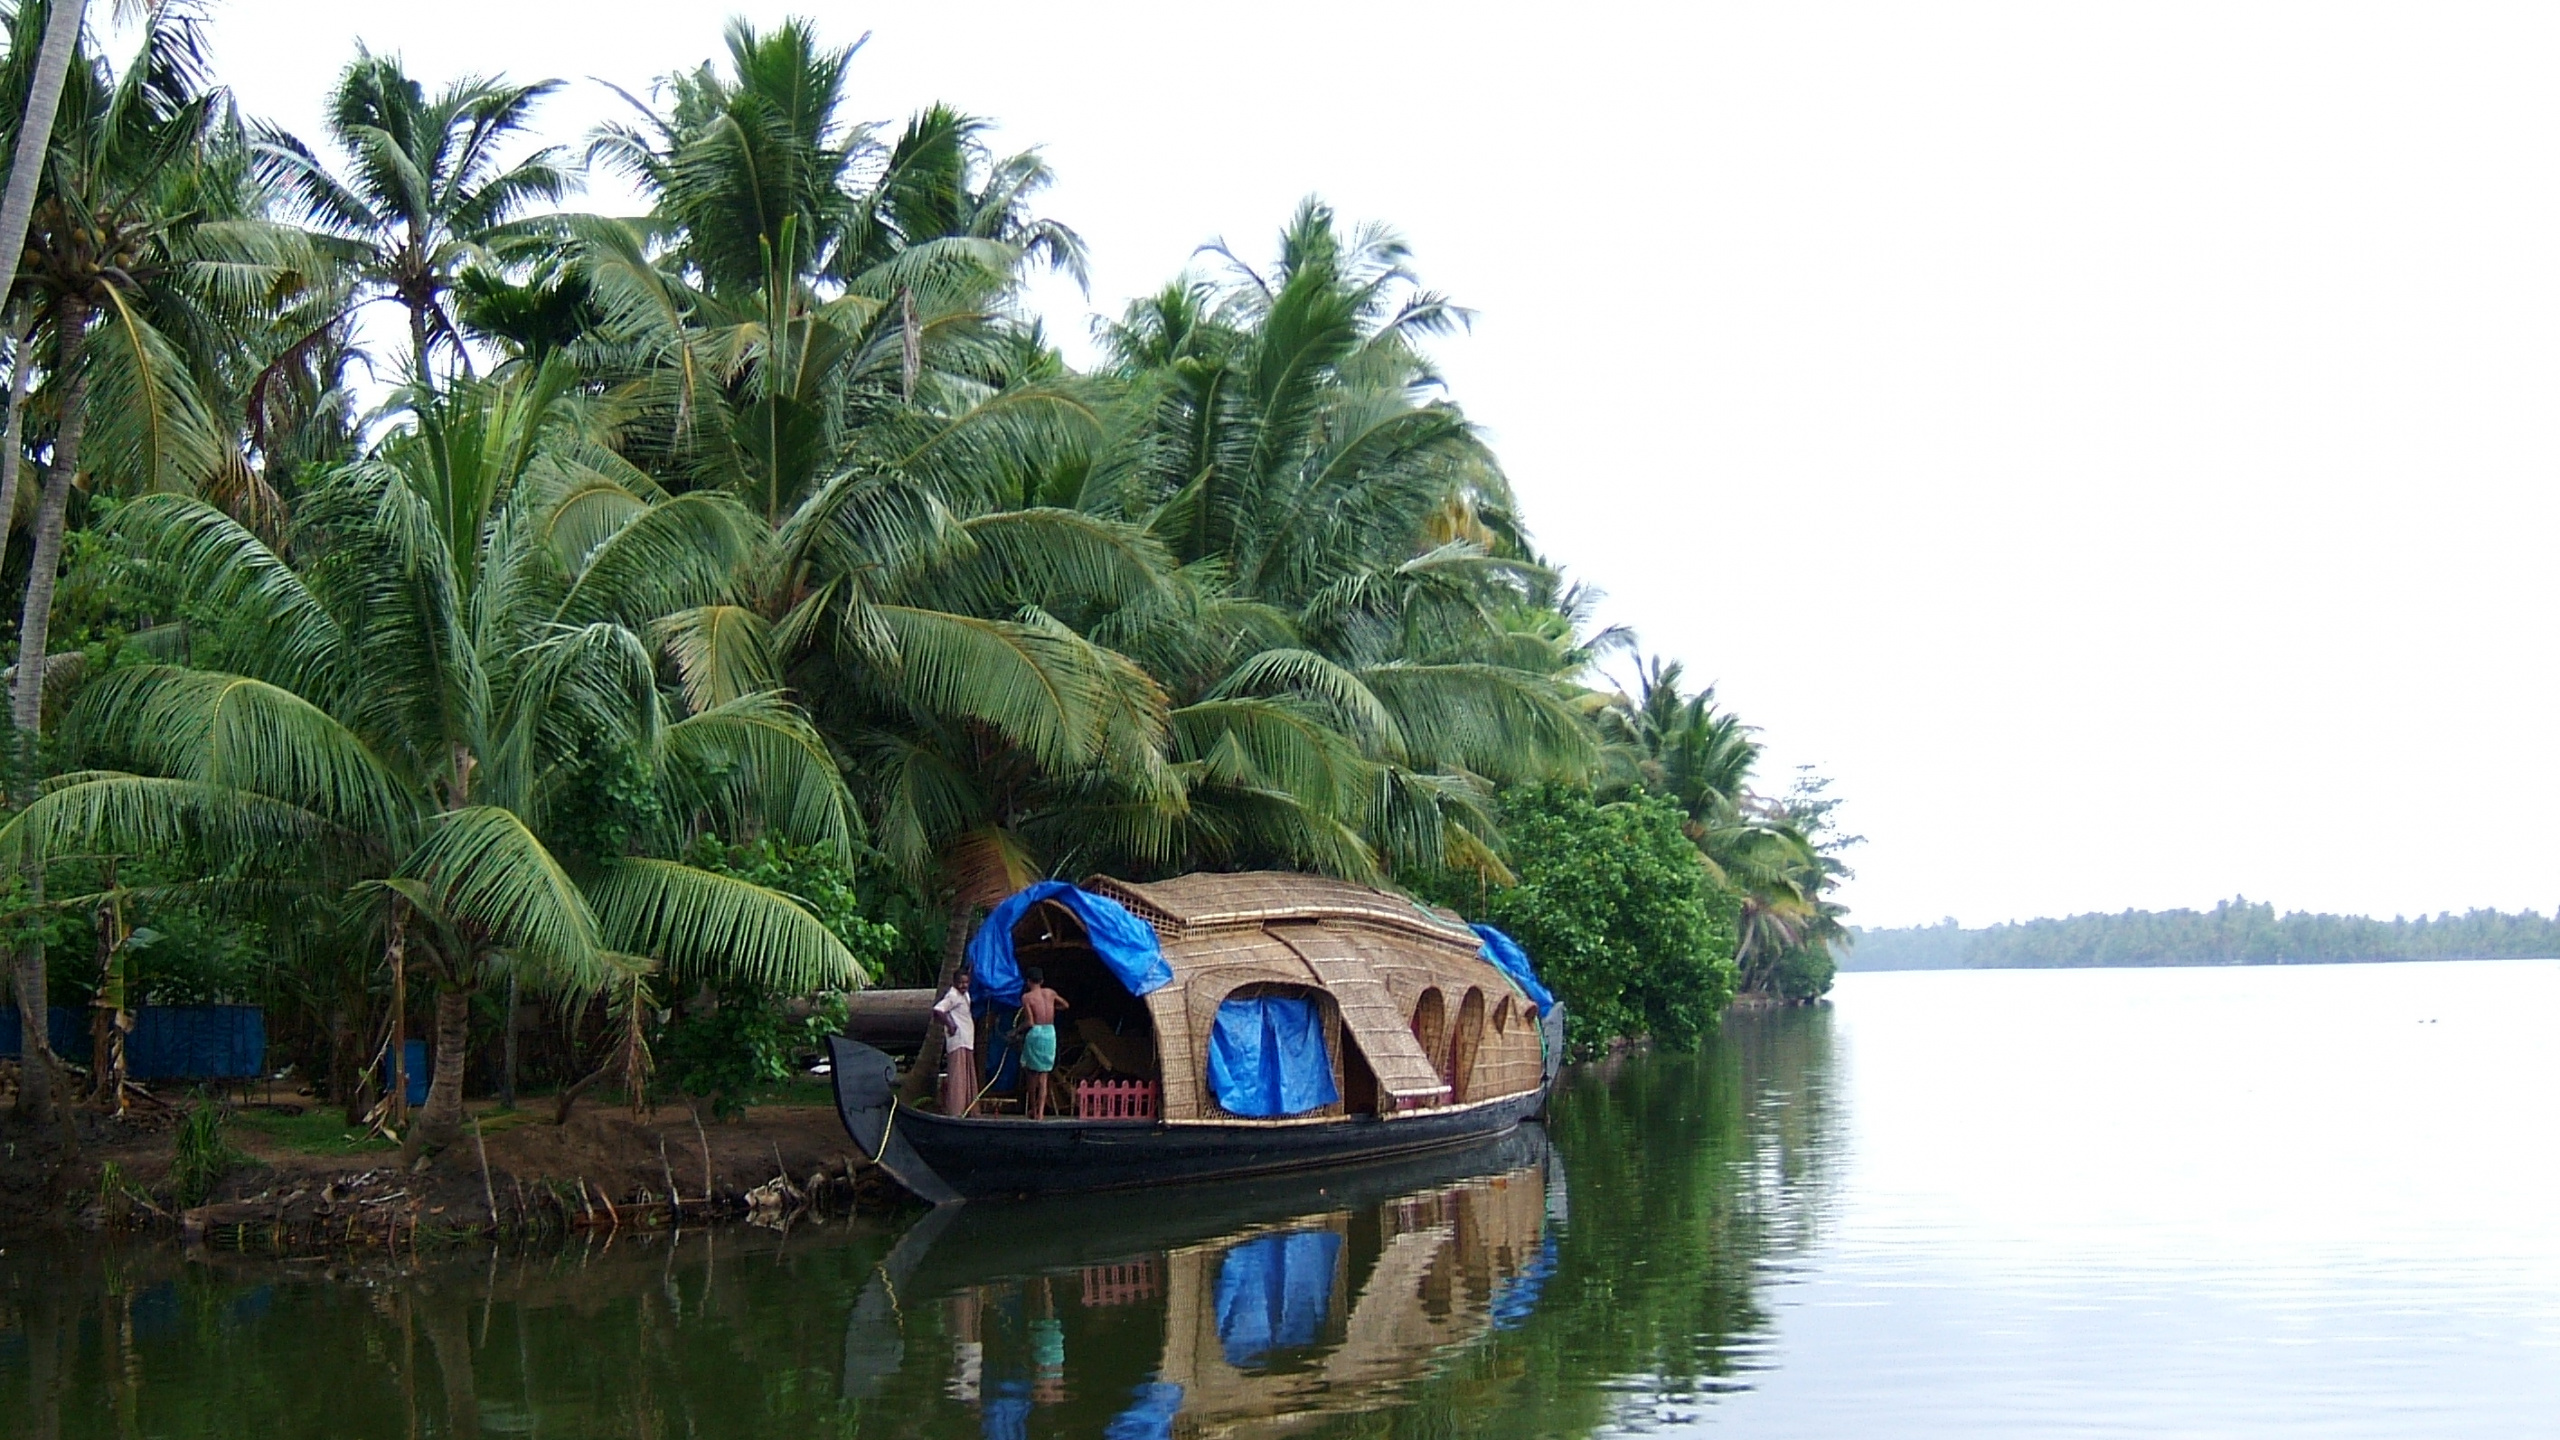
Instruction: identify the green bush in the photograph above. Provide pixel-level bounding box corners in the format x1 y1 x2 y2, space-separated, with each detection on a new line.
683 835 902 982
169 1096 250 1207
1772 944 1836 1002
1414 786 1738 1053
655 984 797 1119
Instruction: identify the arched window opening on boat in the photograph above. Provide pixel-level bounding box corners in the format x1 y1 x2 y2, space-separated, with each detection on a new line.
1411 988 1448 1098
988 898 1160 1119
1492 995 1513 1035
1206 983 1343 1119
1449 988 1487 1103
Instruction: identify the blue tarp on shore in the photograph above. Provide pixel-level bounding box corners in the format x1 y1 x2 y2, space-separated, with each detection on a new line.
0 1004 265 1080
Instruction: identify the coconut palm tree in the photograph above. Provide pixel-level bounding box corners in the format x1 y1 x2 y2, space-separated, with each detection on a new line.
0 1 331 1119
1596 656 1846 995
570 19 1164 939
1072 202 1596 882
0 0 88 364
253 47 568 387
0 368 863 1155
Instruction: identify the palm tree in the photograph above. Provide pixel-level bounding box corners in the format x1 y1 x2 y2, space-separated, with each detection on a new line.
571 20 1160 938
0 1 326 1119
1072 202 1597 882
253 48 568 387
2 369 864 1155
1597 657 1845 996
0 0 88 372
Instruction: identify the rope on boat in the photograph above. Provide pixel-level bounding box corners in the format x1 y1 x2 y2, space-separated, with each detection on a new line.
871 1098 899 1165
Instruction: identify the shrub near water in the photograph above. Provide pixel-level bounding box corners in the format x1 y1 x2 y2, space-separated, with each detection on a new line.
169 1096 251 1207
1416 786 1739 1053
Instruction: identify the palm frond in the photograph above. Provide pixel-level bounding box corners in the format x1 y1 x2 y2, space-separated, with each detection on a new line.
402 805 604 986
590 856 861 991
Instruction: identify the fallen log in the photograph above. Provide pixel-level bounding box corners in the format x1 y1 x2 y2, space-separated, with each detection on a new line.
839 989 936 1054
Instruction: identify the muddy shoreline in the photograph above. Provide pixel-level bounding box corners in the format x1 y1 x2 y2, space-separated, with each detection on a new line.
0 1093 920 1249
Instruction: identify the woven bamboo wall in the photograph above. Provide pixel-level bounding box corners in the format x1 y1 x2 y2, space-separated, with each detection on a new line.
1087 871 1549 1121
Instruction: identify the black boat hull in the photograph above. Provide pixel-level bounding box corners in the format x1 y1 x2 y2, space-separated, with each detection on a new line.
828 1036 1549 1202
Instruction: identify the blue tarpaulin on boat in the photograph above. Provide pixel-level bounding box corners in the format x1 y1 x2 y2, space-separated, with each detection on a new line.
968 882 1171 1006
1206 994 1339 1118
1214 1230 1341 1366
1471 924 1555 1014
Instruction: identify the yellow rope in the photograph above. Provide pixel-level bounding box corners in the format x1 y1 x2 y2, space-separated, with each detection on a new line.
870 1097 899 1165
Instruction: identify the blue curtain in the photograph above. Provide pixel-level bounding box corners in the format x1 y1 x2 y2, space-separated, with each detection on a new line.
1214 1230 1341 1365
968 882 1172 1005
1471 924 1556 1014
1206 995 1340 1118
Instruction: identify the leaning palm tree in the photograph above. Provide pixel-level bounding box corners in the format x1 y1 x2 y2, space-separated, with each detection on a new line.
0 0 322 1119
253 47 568 386
1 369 863 1156
0 0 88 374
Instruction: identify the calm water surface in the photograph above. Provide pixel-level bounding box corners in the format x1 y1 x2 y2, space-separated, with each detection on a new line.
3 960 2554 1436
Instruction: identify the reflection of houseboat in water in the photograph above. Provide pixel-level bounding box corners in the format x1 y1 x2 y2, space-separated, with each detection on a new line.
853 1126 1561 1437
832 872 1565 1203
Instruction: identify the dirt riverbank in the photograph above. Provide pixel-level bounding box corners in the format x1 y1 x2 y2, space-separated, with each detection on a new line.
0 1085 917 1247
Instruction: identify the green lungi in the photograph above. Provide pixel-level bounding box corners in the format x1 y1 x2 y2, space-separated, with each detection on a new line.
1021 1022 1058 1073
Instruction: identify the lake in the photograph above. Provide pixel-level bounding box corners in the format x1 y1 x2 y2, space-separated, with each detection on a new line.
3 959 2555 1436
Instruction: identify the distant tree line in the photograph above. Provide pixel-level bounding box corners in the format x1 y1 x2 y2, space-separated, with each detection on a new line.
1845 898 2560 971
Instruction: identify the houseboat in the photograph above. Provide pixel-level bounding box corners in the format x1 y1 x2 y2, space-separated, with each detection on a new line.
828 871 1565 1203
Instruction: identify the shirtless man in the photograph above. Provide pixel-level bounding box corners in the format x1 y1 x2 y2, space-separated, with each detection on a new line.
1018 968 1070 1119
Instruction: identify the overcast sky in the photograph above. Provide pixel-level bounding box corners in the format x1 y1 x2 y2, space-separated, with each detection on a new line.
187 1 2560 928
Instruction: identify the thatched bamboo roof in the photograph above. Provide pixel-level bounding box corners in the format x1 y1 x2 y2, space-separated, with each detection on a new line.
1050 871 1541 1120
1083 872 1479 952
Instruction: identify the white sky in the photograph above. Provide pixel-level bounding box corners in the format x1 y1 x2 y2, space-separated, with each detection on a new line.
188 1 2560 928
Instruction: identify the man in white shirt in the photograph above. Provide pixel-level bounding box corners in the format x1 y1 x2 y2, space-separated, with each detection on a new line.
932 971 978 1116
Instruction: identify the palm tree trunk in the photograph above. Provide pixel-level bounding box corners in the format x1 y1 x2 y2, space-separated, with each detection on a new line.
384 913 408 1127
405 982 473 1161
13 295 89 751
7 301 82 1124
0 305 40 544
499 972 518 1110
0 0 88 343
10 864 49 1121
898 897 979 1104
409 302 432 393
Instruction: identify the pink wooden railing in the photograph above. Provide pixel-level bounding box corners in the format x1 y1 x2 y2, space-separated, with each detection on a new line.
1075 1077 1159 1120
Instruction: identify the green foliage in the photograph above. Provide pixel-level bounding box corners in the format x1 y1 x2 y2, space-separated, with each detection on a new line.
0 18 1853 1117
1772 944 1837 1001
682 834 899 982
118 906 267 1006
227 1105 398 1157
1416 785 1737 1052
169 1095 252 1207
655 982 797 1120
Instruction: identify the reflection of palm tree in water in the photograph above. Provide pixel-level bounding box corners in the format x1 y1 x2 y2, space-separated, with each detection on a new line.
1412 1002 1843 1436
0 1023 1834 1440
